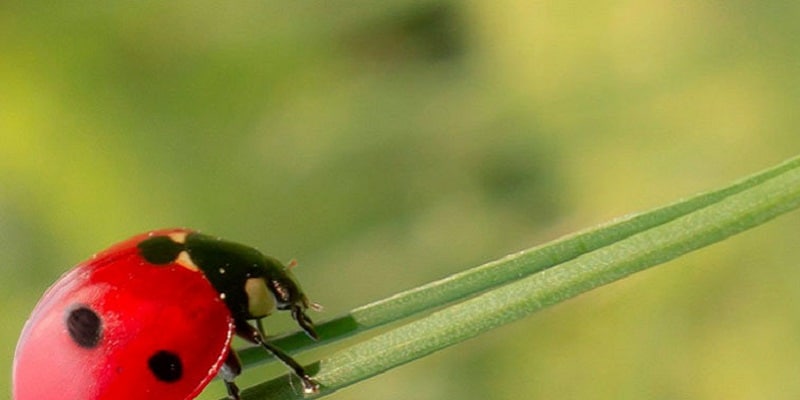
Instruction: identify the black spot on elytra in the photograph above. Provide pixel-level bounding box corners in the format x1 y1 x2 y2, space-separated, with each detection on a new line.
148 350 183 382
138 236 185 265
66 305 102 348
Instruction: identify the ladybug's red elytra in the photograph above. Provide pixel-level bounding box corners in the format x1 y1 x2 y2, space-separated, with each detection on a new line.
13 228 321 400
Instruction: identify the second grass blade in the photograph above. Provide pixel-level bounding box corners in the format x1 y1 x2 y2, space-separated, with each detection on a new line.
238 155 800 399
241 156 800 366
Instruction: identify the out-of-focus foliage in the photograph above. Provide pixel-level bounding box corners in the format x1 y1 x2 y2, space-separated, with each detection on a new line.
2 1 800 399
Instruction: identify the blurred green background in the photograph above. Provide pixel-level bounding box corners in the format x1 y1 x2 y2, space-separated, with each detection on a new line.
3 1 800 399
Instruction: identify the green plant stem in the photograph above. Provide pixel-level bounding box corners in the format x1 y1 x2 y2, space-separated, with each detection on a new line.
234 155 800 399
239 156 800 366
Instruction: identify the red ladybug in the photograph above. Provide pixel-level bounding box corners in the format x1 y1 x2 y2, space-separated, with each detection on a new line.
13 228 320 400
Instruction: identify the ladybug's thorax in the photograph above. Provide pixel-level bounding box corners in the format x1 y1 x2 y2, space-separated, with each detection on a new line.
137 231 309 322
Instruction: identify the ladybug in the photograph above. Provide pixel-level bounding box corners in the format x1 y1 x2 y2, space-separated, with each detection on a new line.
13 228 321 400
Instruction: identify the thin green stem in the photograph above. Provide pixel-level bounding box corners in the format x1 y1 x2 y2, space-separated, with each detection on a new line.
239 156 800 366
232 155 800 399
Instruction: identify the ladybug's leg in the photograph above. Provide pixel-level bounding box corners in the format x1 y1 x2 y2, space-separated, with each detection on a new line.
235 320 319 394
256 318 267 338
220 349 243 400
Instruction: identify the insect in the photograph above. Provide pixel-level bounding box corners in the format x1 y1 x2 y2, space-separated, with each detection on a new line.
13 228 321 400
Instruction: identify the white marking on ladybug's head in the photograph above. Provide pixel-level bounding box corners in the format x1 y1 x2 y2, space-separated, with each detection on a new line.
167 232 188 244
220 293 227 300
245 277 276 318
174 250 199 271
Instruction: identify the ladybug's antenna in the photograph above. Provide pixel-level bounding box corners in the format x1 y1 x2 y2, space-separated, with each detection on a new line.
286 259 298 269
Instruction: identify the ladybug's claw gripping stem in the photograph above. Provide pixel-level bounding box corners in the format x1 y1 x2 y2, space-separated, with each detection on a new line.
259 339 320 394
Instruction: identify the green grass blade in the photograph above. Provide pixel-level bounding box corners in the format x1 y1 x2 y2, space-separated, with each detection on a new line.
233 155 800 399
239 156 800 367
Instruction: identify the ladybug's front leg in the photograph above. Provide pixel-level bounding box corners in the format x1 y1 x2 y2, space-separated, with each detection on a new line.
235 320 320 394
220 349 243 400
